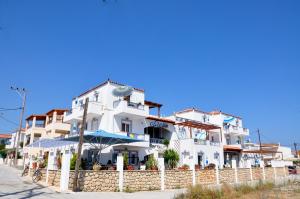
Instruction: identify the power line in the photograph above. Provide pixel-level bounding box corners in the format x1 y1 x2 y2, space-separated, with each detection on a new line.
0 115 19 126
0 107 22 111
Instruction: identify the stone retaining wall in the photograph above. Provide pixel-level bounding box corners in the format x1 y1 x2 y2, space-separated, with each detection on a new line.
123 170 160 192
252 167 263 180
35 166 290 192
237 168 251 183
276 167 286 177
219 169 235 184
165 170 193 189
69 170 119 192
47 170 61 187
195 169 216 185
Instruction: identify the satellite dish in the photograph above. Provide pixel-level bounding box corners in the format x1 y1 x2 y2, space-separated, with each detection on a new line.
112 86 133 97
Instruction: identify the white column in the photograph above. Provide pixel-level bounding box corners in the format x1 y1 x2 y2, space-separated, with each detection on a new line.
158 158 165 191
249 166 253 181
273 167 277 181
117 154 124 192
262 166 266 181
60 148 71 191
215 166 220 185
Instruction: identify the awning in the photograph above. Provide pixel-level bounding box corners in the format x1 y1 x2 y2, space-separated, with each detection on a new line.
243 150 282 154
146 116 175 124
224 145 242 152
63 130 144 145
27 138 77 148
176 121 220 131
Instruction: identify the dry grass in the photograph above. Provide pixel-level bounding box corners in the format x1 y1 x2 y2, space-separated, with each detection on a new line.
174 180 300 199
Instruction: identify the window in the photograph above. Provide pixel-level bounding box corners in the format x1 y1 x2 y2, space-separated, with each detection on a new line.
91 118 99 131
121 120 131 133
226 136 231 145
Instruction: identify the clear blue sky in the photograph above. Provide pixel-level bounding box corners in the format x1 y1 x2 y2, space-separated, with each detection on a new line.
0 0 299 147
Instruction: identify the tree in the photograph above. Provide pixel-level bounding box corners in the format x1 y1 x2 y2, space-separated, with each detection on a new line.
163 149 179 169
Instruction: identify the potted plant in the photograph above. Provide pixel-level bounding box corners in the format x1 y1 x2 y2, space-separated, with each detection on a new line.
146 155 158 170
163 149 179 169
123 152 129 170
93 162 101 171
126 165 134 170
179 164 190 171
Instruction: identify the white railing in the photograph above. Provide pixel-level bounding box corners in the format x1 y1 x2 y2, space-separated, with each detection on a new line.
150 138 164 144
194 139 207 145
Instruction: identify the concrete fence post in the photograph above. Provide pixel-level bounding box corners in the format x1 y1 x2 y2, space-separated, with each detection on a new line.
215 166 220 185
249 167 253 181
273 167 277 181
117 154 124 192
158 158 165 191
60 148 71 192
262 167 266 181
234 168 238 184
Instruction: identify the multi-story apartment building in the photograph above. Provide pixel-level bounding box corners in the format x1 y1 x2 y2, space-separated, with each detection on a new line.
63 80 175 166
209 111 250 167
62 80 251 169
5 129 25 149
23 109 70 158
165 108 224 169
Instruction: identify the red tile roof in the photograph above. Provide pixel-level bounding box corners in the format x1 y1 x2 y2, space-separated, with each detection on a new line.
0 134 12 139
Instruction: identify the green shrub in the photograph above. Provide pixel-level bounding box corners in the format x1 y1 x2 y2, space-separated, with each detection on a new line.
163 139 170 147
146 155 158 170
123 152 129 169
163 149 179 169
70 153 77 170
0 149 7 159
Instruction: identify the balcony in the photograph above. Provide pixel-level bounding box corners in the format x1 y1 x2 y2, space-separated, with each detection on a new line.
64 102 105 123
115 132 149 148
224 126 249 136
113 100 148 118
45 121 70 135
194 139 221 147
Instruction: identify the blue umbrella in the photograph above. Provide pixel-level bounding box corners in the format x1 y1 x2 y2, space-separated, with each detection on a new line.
63 129 144 145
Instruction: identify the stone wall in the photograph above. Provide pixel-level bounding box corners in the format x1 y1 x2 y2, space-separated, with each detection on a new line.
276 167 286 177
237 168 251 183
265 167 275 180
123 171 160 192
47 170 61 187
69 170 119 192
219 169 235 184
165 170 193 189
196 169 216 185
36 167 290 192
252 167 263 180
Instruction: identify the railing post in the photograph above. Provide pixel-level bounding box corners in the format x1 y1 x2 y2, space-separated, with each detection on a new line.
234 168 238 184
117 154 124 192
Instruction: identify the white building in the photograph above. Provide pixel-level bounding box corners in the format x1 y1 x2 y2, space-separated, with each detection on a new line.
63 80 252 169
243 143 294 167
63 80 170 167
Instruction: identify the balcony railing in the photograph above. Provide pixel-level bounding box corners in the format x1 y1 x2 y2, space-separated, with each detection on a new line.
113 100 144 110
150 138 164 144
194 139 207 145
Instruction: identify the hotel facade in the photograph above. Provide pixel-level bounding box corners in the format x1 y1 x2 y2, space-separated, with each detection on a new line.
59 79 250 169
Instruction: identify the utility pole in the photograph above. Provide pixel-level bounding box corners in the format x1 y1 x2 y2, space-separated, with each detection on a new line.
257 129 263 160
294 142 298 158
73 98 89 192
11 87 26 167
